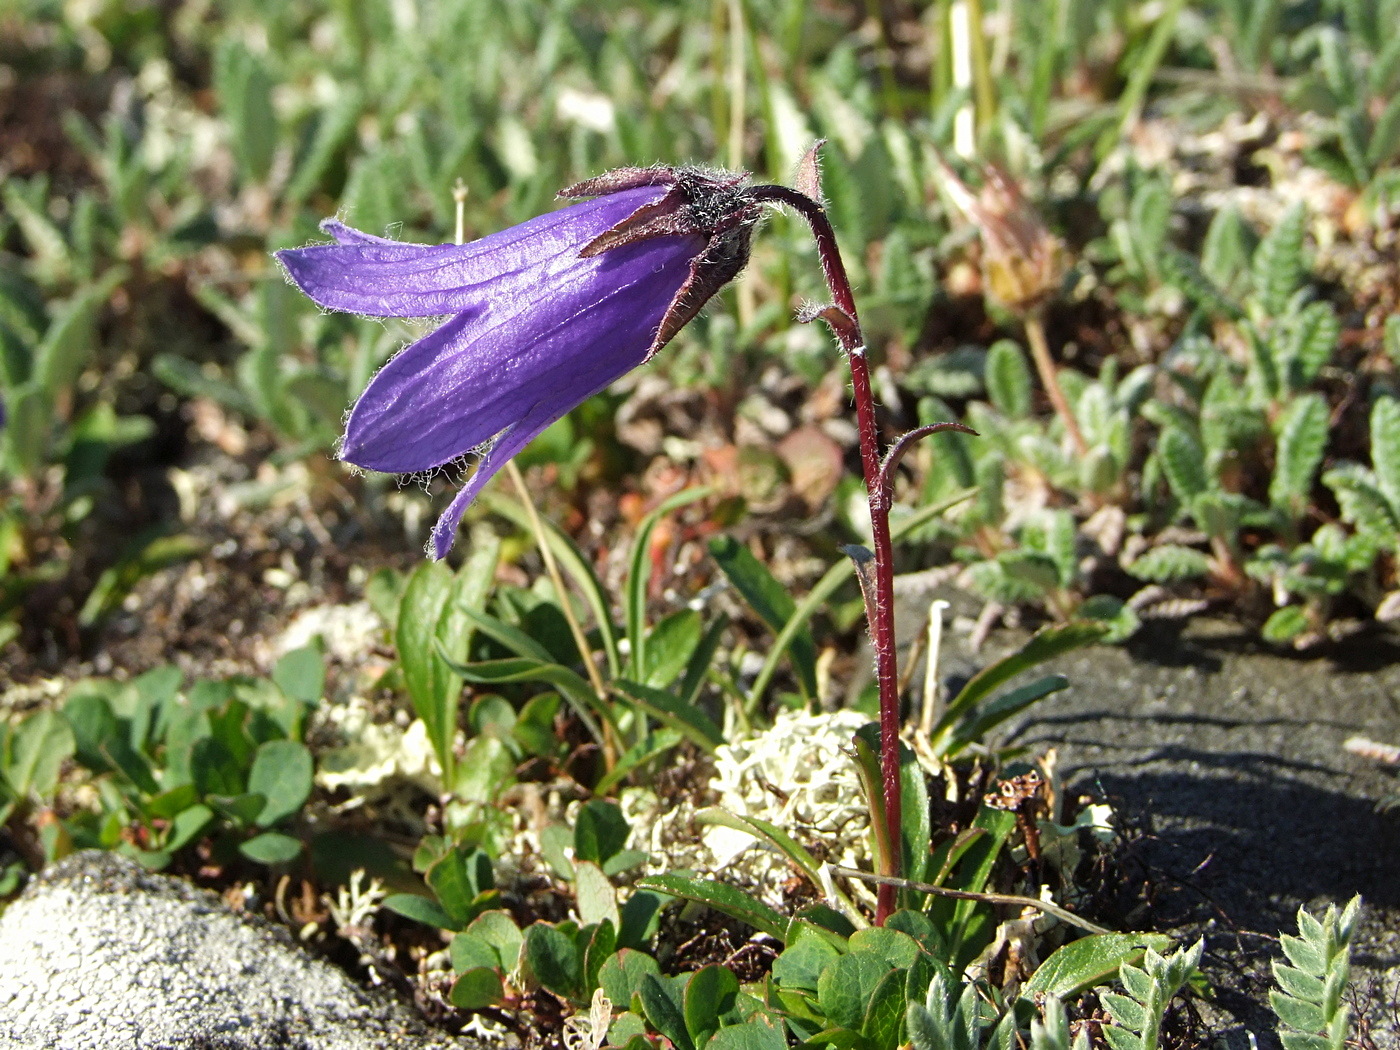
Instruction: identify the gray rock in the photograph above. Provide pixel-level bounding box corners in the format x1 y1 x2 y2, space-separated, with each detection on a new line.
0 851 479 1050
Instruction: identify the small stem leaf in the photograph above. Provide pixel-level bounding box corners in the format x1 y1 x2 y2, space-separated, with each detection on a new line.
1282 302 1340 389
1270 392 1329 515
1127 544 1211 583
1371 398 1400 512
1158 428 1210 505
986 339 1033 417
1252 202 1307 317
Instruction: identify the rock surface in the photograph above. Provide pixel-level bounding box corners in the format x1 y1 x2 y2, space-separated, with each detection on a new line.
0 850 478 1050
893 576 1400 1047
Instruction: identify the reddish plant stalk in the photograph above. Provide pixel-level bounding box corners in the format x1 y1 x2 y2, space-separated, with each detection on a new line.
751 185 902 922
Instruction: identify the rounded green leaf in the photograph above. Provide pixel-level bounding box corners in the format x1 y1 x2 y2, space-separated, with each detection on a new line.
247 740 313 827
239 831 303 865
450 967 504 1010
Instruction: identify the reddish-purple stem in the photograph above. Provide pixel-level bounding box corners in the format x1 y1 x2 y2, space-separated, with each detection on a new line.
751 184 902 922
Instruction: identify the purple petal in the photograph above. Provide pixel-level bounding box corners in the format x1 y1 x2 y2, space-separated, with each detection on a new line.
427 397 560 559
276 188 669 318
341 234 700 474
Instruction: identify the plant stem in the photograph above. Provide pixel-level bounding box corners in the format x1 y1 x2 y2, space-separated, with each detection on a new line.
1024 307 1088 457
750 184 902 923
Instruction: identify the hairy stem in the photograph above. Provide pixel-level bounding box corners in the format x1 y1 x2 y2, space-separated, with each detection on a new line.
751 183 901 922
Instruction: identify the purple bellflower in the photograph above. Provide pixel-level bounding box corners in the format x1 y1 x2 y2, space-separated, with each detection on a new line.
278 167 760 558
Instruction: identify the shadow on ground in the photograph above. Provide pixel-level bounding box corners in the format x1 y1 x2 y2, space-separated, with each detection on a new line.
961 613 1400 1046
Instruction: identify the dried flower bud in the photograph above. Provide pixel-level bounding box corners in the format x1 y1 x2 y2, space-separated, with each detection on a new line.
938 163 1066 313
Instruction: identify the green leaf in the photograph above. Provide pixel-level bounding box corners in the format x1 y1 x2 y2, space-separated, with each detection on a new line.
450 967 505 1010
928 808 1017 970
1281 933 1328 978
635 875 788 942
1273 963 1325 1003
1262 606 1310 644
5 709 75 800
1102 1027 1145 1050
1324 465 1400 542
818 952 893 1031
163 804 213 853
710 534 817 699
246 740 313 827
619 887 669 951
583 919 618 996
861 968 908 1050
1282 302 1340 389
1371 398 1400 512
848 927 920 971
705 1019 788 1050
239 831 302 865
1102 991 1148 1032
1024 934 1174 1000
1126 544 1211 583
523 922 583 1002
214 39 277 183
985 339 1032 418
684 964 740 1046
428 846 494 929
771 933 843 993
626 488 711 680
397 561 467 779
1271 992 1328 1035
1161 251 1240 319
445 655 610 749
574 799 631 866
465 910 523 970
481 492 621 677
286 88 363 204
384 892 455 930
695 807 826 897
614 679 723 753
1201 204 1254 297
1252 203 1307 317
933 621 1107 751
449 932 498 974
574 860 621 929
642 609 703 688
455 604 555 664
1271 393 1329 515
34 268 128 398
1158 428 1209 505
946 675 1070 757
640 973 695 1050
599 949 662 1010
272 647 324 706
1371 94 1400 167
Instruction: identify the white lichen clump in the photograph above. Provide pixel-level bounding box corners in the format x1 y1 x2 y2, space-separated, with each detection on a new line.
631 709 874 908
316 699 442 800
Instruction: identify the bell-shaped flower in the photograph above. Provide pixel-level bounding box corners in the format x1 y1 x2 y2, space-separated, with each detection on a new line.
278 167 759 558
